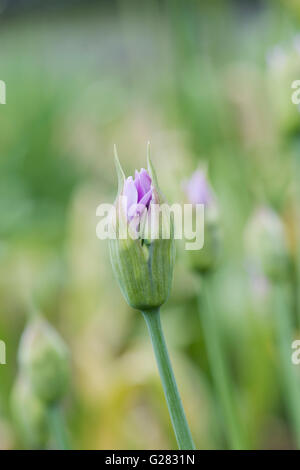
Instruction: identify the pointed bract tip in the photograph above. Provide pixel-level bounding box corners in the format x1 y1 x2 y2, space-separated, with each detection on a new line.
146 141 151 170
146 143 159 189
113 145 125 194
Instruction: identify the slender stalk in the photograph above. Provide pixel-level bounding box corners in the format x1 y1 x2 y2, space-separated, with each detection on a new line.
142 308 195 450
48 403 70 450
198 273 246 449
273 283 300 448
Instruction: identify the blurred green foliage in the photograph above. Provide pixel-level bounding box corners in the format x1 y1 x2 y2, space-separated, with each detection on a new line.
1 0 300 449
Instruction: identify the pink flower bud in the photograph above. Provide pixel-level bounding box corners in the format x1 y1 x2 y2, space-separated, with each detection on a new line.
122 169 153 222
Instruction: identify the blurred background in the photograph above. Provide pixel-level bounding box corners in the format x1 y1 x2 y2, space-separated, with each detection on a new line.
1 0 300 450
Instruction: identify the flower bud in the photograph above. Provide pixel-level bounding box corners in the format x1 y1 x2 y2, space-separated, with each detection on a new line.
11 374 48 449
109 146 175 311
183 169 221 273
18 316 70 404
244 207 290 283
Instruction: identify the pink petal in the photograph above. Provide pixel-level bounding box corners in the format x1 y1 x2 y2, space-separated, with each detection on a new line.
123 176 138 216
128 202 147 220
139 169 151 195
185 170 212 206
134 170 144 201
139 188 152 209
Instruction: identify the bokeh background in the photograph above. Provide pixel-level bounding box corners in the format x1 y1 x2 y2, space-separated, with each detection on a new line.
1 0 300 449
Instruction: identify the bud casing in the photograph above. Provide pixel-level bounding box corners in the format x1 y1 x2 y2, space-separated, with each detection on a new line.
18 316 70 404
245 207 290 283
109 148 175 311
184 169 221 274
11 374 48 449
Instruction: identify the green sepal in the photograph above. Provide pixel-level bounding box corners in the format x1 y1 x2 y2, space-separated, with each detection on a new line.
114 144 126 197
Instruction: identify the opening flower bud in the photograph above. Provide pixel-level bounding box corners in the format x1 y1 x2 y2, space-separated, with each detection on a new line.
109 147 175 311
18 316 70 404
183 169 221 273
244 206 290 283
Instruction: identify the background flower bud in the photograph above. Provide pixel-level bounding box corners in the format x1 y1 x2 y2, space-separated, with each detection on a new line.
183 169 221 273
244 206 290 282
18 316 70 404
109 148 175 311
11 374 48 449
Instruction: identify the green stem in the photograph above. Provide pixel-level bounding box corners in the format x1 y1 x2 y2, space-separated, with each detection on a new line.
273 283 300 448
142 308 195 450
198 274 246 449
48 403 70 450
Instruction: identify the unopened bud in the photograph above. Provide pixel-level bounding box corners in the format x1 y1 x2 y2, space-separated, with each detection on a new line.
183 169 221 273
245 207 290 282
18 316 70 404
11 374 48 449
109 146 175 311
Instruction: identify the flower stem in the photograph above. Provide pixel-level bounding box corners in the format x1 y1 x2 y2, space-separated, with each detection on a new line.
48 403 70 450
142 308 195 450
273 283 300 448
198 274 246 449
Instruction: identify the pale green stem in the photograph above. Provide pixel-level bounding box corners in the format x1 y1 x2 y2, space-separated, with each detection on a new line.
198 274 246 449
142 308 195 450
48 403 70 450
273 283 300 448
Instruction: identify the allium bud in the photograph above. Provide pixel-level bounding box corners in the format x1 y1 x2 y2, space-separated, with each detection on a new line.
109 146 175 311
11 374 48 449
244 207 290 282
18 316 70 404
183 169 221 273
